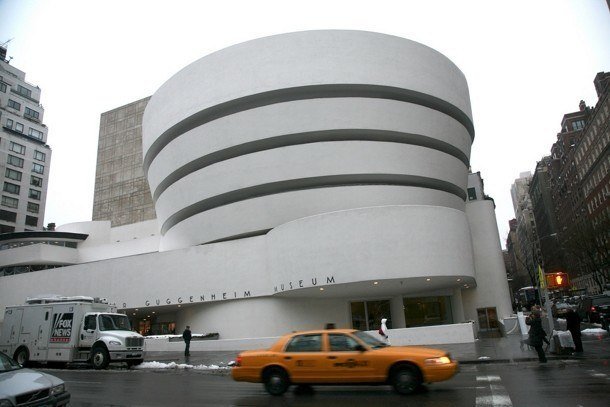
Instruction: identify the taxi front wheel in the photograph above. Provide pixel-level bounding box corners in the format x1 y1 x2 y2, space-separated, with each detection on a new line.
391 365 421 395
263 367 290 396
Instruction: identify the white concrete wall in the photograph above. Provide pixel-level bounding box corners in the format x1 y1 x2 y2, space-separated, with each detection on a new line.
142 30 473 251
462 200 513 321
266 205 476 289
143 30 472 155
142 322 476 352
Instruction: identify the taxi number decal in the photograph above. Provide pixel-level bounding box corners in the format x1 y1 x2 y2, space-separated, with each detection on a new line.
296 360 316 367
334 359 368 368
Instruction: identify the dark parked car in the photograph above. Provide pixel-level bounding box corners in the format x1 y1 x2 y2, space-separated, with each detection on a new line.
577 295 610 323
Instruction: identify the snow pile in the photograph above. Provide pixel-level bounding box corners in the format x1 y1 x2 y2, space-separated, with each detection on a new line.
133 361 231 370
581 328 608 337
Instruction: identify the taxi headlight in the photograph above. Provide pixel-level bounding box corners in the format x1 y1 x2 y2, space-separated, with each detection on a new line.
425 356 452 365
109 340 122 346
50 383 65 395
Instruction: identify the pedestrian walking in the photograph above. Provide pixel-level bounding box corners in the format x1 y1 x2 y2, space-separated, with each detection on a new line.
565 309 583 353
182 325 192 356
378 318 390 345
526 309 550 363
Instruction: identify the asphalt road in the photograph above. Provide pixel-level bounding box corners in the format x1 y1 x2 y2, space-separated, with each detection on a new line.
44 359 609 406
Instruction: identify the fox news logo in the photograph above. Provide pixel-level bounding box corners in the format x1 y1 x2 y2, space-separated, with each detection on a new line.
50 313 73 343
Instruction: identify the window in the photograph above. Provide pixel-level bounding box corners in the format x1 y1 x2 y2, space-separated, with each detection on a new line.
34 150 46 162
25 215 38 227
32 163 44 174
24 107 39 120
28 189 41 200
5 118 13 129
15 122 24 133
467 187 477 201
350 300 391 331
285 334 322 352
7 99 21 111
3 182 20 195
28 128 43 140
5 169 22 181
1 196 18 209
0 225 14 233
403 296 453 328
30 175 43 187
0 210 16 222
7 155 24 168
9 141 25 155
329 334 361 351
27 202 39 213
84 315 97 330
16 85 32 98
571 120 585 131
0 82 6 92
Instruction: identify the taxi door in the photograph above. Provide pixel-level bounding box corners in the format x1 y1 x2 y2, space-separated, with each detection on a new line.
280 333 326 383
322 333 375 382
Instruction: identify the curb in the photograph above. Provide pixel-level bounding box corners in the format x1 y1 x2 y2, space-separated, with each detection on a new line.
459 354 588 364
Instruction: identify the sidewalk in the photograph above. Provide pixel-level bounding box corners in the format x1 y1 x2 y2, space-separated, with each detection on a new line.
142 332 610 368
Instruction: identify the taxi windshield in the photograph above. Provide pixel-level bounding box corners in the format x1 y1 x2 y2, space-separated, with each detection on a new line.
353 331 389 348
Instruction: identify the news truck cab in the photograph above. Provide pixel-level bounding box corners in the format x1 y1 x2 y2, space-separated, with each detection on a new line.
0 295 144 369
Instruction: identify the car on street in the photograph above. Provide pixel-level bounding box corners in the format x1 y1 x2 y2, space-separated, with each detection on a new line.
552 302 575 318
231 328 458 395
0 351 70 406
577 294 610 323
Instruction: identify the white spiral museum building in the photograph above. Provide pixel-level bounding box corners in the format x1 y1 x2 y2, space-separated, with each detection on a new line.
0 31 513 345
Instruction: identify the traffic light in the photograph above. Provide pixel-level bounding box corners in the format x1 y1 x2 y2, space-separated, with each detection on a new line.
545 272 570 289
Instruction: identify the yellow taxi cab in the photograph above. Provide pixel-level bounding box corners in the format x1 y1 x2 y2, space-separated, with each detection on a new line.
231 328 458 395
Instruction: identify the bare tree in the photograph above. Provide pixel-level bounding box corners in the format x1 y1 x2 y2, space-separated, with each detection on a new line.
560 217 609 293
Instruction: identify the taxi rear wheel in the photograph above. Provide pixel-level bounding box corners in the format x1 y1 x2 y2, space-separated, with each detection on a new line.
391 365 421 395
263 367 290 396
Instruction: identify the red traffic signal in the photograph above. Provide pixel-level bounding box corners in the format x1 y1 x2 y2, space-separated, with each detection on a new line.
545 272 570 288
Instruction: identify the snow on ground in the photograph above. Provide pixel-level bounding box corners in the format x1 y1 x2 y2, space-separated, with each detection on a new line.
581 327 608 336
133 361 231 370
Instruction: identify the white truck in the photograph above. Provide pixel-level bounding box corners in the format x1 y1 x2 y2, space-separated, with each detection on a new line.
0 295 145 369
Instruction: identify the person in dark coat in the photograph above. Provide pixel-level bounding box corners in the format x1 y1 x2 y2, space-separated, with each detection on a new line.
565 309 583 352
182 325 192 356
526 309 550 363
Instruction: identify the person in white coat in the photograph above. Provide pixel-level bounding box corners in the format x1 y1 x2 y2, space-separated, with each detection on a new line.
379 318 390 345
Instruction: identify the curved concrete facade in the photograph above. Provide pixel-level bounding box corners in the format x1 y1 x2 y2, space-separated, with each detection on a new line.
142 30 473 251
0 31 514 343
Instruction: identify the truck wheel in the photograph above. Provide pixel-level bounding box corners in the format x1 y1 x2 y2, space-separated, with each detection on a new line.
391 365 421 395
91 346 110 370
14 347 29 366
263 367 290 395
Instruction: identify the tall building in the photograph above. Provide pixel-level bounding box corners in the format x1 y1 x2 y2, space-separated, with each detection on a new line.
529 156 563 273
0 31 512 342
0 46 51 233
92 97 155 226
510 172 538 285
517 72 609 295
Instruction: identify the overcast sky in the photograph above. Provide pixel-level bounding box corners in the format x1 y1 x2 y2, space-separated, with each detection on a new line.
1 0 609 247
